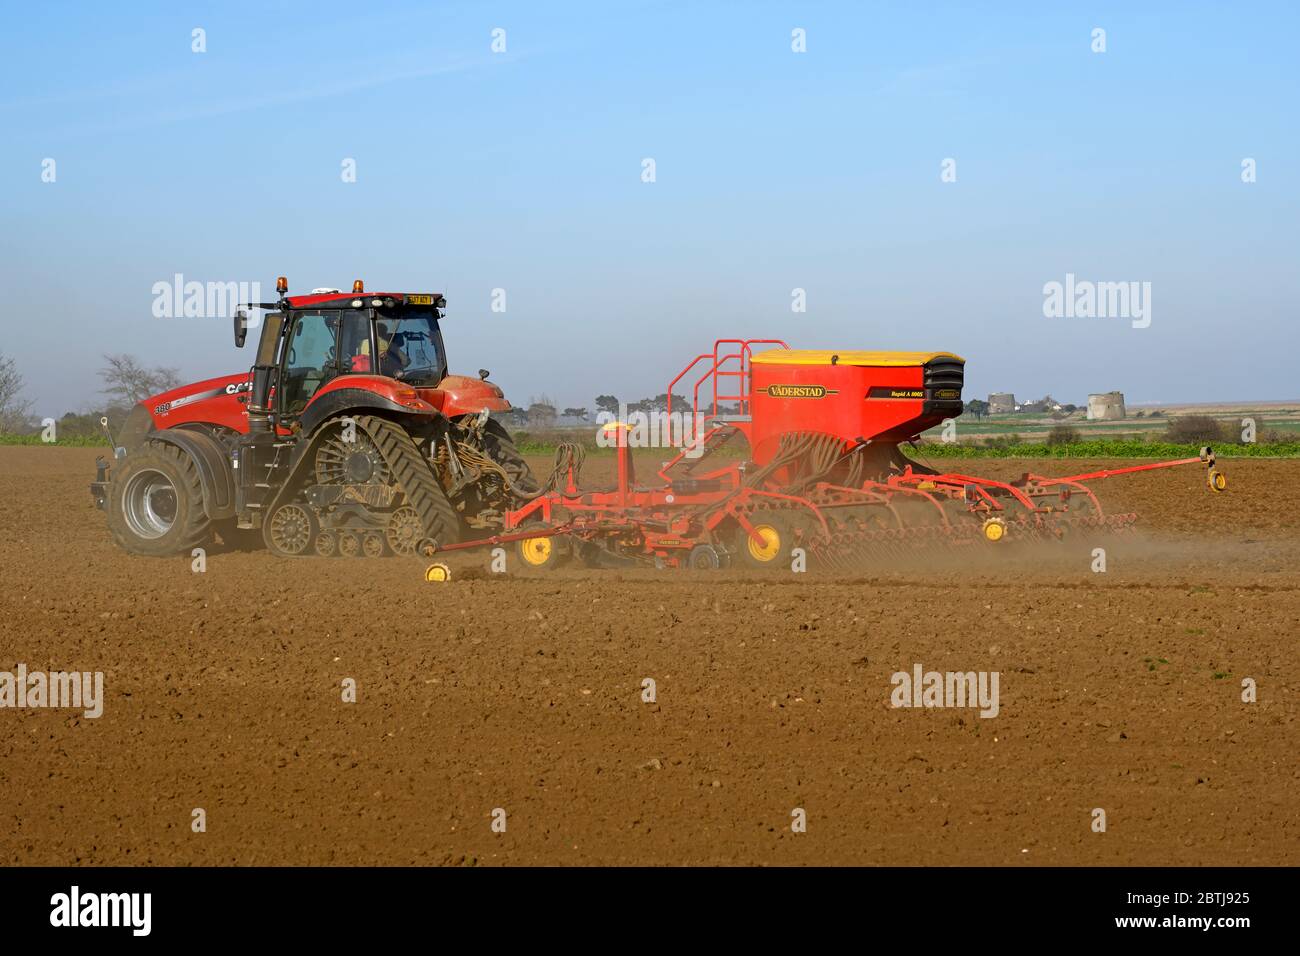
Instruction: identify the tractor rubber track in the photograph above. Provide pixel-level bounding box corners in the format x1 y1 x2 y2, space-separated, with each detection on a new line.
355 415 460 549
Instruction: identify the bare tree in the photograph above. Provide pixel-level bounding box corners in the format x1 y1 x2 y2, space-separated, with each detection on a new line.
99 354 182 406
499 407 529 428
0 353 33 432
526 399 557 426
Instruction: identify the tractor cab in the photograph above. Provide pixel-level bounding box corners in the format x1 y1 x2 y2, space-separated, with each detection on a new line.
238 279 451 421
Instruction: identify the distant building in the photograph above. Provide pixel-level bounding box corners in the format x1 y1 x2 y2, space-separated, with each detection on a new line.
988 392 1016 414
1020 394 1060 414
1087 391 1126 420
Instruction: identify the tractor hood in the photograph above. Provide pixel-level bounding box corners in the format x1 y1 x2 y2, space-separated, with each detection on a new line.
146 372 252 430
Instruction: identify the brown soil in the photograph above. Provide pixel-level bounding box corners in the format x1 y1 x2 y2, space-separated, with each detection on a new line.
0 447 1294 866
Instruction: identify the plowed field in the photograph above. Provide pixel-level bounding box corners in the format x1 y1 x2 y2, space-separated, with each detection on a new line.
1 448 1295 865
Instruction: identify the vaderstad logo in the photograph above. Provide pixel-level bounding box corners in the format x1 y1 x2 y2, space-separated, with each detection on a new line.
890 664 1000 718
152 273 261 319
1042 273 1151 328
49 886 151 936
762 383 833 399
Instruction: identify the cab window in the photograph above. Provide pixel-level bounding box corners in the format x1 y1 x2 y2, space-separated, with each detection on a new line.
280 313 337 415
377 311 447 386
337 312 372 374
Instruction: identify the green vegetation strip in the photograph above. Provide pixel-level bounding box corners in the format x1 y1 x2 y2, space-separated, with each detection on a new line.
5 433 1297 459
0 434 110 447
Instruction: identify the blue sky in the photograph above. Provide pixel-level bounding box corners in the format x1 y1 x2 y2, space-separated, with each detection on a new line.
1 0 1296 416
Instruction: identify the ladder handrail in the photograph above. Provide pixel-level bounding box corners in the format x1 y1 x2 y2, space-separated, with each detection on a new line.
711 338 788 417
705 351 744 413
665 338 788 445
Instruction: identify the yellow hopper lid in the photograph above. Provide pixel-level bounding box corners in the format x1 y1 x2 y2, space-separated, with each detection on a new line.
750 349 964 368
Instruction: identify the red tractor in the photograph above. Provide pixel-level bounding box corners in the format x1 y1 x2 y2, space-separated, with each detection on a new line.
92 278 538 557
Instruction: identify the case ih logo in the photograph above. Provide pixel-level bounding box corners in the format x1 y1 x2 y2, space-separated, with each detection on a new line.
761 384 837 399
154 382 248 416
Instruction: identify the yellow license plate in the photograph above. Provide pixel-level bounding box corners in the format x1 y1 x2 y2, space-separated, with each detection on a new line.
407 294 434 305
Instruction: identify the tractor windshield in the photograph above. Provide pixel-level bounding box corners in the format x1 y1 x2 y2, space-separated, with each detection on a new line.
375 311 447 386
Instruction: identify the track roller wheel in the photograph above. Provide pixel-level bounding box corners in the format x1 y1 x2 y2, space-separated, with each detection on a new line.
1207 469 1227 492
264 502 317 556
338 530 362 558
314 531 337 557
385 506 423 557
363 532 386 558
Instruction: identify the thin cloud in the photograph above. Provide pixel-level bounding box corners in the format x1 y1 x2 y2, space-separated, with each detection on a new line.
30 53 524 140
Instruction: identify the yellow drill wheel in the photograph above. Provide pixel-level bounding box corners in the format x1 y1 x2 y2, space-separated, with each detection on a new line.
746 523 782 562
518 535 555 567
424 562 451 582
982 517 1007 542
1207 469 1227 492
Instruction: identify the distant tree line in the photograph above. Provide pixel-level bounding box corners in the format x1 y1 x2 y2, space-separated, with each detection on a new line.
0 352 182 438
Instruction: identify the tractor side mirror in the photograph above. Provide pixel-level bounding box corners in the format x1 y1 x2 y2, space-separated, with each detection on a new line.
234 310 249 348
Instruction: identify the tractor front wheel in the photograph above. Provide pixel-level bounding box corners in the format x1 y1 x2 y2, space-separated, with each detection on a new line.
105 442 212 557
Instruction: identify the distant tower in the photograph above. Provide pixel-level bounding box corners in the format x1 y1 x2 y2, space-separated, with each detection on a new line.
1087 391 1126 420
988 392 1016 415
